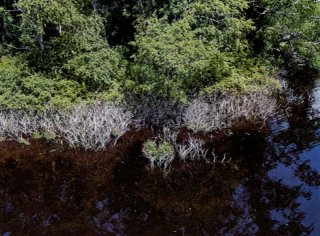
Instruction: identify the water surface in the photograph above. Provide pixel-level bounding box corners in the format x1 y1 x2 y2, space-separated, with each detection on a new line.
1 75 320 235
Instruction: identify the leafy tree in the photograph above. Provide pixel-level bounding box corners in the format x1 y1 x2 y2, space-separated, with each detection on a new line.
16 0 105 66
0 6 19 55
130 17 229 100
0 56 82 110
0 0 126 110
63 47 127 93
129 0 277 99
254 0 320 69
0 0 318 110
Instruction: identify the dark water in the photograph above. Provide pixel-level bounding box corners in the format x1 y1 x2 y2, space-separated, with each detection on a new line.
1 75 320 235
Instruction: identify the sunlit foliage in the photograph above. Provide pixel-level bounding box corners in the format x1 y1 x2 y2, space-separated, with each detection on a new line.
0 0 318 110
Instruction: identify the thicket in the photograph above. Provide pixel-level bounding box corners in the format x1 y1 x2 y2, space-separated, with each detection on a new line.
0 102 132 150
0 92 276 148
0 0 318 110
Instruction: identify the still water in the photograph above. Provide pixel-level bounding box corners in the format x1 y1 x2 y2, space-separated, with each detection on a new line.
1 75 320 235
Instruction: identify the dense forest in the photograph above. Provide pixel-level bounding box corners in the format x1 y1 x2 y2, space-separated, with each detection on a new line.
0 0 319 110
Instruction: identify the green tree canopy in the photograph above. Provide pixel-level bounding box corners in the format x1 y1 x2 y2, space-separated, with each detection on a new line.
255 0 320 69
0 0 318 110
129 0 277 99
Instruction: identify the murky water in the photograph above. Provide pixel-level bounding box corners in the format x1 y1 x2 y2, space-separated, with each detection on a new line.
1 75 320 235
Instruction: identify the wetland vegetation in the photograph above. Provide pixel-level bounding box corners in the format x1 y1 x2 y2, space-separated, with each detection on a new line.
0 0 319 235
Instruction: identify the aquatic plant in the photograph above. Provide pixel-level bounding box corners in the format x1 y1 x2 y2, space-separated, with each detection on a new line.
0 93 277 152
142 140 175 171
42 130 56 141
177 137 208 161
125 92 277 130
17 137 30 145
0 102 132 151
156 128 208 163
184 92 277 132
0 111 39 140
185 138 208 161
161 127 179 145
211 149 232 166
50 102 132 150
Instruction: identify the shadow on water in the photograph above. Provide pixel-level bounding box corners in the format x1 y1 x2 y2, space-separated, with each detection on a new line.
1 73 320 235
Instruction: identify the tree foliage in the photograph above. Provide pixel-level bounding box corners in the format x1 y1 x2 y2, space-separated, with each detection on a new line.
0 0 126 110
0 56 82 110
129 0 277 99
254 0 320 68
0 0 318 110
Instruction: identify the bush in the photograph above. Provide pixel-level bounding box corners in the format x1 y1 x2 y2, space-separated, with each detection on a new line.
184 92 277 132
0 110 39 140
63 48 127 93
130 17 227 100
204 63 281 93
46 102 132 150
128 0 264 99
0 56 82 111
142 140 175 171
177 138 208 161
0 102 133 151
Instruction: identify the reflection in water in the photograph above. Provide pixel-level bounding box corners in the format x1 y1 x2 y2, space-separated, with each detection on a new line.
1 76 320 235
265 76 320 235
